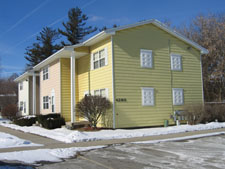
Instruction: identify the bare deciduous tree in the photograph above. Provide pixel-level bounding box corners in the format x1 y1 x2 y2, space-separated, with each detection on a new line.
177 13 225 102
76 95 111 129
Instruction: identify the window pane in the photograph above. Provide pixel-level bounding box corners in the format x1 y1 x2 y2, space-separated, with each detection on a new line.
93 52 99 61
100 58 105 67
94 61 99 69
99 49 105 59
100 89 106 97
94 90 100 96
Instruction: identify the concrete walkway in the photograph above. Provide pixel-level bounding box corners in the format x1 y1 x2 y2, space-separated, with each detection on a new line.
0 125 225 153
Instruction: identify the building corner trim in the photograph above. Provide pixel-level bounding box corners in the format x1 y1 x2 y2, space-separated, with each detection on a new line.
111 36 116 129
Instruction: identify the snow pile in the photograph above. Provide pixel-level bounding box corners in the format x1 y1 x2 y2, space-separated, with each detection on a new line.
0 146 104 164
133 131 225 144
0 132 42 148
0 121 225 143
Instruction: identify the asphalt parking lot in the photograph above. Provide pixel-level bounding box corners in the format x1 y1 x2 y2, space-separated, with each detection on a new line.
38 135 225 169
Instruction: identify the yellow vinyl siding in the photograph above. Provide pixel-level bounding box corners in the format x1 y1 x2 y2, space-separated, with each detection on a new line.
77 37 113 127
60 58 71 122
113 24 203 128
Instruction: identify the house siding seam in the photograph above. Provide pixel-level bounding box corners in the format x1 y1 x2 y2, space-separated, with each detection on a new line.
113 23 203 128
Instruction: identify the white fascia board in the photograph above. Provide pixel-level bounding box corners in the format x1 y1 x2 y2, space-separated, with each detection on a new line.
33 47 66 71
66 31 111 50
152 20 208 54
14 71 33 82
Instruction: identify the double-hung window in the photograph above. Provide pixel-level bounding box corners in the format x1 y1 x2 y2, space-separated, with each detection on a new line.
142 87 154 106
140 49 153 68
91 48 108 70
171 54 182 71
43 67 49 80
172 88 184 105
43 96 49 109
19 101 23 111
94 88 108 98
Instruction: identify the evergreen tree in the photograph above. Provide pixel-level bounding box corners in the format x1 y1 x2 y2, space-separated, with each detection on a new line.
58 7 97 45
99 24 118 32
25 27 61 68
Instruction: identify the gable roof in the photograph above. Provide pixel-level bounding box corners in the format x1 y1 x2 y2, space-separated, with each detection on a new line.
104 19 208 54
15 19 208 82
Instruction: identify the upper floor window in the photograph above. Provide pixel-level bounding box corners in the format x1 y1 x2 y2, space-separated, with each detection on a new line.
142 87 154 106
172 88 184 105
19 82 23 90
140 49 153 68
43 66 49 80
43 96 49 109
171 54 182 71
91 48 108 70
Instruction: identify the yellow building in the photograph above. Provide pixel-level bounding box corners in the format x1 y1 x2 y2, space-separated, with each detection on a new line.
15 20 208 128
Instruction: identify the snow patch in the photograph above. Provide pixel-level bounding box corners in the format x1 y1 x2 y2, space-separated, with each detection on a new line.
0 146 105 164
133 131 225 144
0 132 42 148
0 121 225 143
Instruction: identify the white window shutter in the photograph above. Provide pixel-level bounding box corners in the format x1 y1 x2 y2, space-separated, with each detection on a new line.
104 47 108 66
105 88 109 98
90 53 94 70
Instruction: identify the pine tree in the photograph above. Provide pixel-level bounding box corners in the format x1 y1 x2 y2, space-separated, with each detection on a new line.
58 7 97 45
25 27 61 68
99 24 118 32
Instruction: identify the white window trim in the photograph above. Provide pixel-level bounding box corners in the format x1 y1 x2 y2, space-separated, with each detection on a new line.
91 47 108 70
140 49 153 68
172 88 184 105
43 66 49 80
19 82 23 90
170 53 182 71
43 96 49 109
93 88 109 98
142 87 155 106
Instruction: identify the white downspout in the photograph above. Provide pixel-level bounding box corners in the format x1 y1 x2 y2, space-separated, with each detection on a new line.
111 36 116 129
71 51 76 123
32 73 36 115
200 54 204 104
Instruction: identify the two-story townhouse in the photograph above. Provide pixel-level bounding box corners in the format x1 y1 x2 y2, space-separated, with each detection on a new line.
15 19 208 128
14 71 40 116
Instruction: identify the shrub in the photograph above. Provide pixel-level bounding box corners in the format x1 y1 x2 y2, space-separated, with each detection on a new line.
76 95 111 128
37 114 65 129
36 113 61 124
1 104 18 120
182 104 225 124
41 117 65 129
14 117 37 126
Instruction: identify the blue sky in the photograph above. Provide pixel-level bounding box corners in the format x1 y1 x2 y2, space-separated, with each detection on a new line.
0 0 224 77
